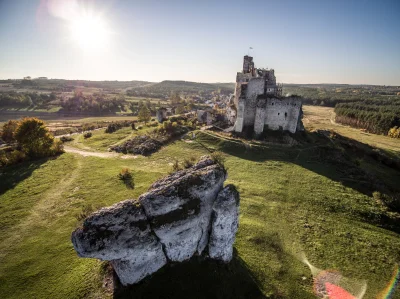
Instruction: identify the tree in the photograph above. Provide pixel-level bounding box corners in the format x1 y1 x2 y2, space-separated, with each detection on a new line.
14 117 62 157
138 106 151 124
1 120 19 143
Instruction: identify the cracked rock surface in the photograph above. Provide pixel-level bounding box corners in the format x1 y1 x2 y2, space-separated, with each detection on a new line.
71 156 240 285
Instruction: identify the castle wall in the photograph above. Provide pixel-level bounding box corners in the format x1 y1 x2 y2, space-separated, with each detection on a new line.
241 77 265 127
234 72 254 106
254 100 266 136
234 98 245 132
264 97 302 133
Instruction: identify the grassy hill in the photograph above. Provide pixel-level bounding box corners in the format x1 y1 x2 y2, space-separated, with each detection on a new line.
1 118 400 298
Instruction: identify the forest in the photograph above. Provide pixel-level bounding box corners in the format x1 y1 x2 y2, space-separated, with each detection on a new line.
0 91 57 107
60 92 127 113
334 98 400 135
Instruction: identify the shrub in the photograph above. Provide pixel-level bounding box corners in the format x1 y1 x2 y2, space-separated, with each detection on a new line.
211 151 226 171
0 150 26 167
51 139 64 155
84 132 92 139
14 117 58 158
1 120 19 143
76 204 96 222
171 159 182 172
388 126 400 138
118 168 134 189
183 156 196 169
60 136 74 143
105 123 119 133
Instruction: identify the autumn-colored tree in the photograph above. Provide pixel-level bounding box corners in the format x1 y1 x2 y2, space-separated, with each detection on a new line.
1 120 19 143
138 106 151 124
14 117 63 157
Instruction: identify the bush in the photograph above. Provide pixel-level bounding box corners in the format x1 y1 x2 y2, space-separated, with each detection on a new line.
84 132 92 139
14 117 61 158
118 168 134 189
0 150 26 167
1 120 19 143
388 126 400 138
211 151 226 172
60 136 74 143
171 159 182 172
51 139 64 155
105 123 120 133
183 156 196 169
76 204 96 222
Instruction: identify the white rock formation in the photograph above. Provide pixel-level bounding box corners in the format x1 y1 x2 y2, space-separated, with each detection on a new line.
71 200 167 285
71 156 240 285
208 185 240 262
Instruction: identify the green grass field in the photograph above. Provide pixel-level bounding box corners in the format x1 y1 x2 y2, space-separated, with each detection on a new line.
1 122 400 298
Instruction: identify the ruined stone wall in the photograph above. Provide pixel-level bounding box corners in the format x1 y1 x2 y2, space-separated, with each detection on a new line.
264 97 302 133
242 77 265 127
234 98 245 132
254 100 266 136
234 72 254 106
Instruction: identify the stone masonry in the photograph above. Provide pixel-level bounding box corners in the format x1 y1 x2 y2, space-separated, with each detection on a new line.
232 56 303 135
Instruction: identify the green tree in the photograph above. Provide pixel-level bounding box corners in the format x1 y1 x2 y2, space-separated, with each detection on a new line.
138 105 151 124
14 117 62 157
1 120 19 143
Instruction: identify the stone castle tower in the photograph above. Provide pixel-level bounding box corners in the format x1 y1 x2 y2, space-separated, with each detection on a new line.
232 56 303 135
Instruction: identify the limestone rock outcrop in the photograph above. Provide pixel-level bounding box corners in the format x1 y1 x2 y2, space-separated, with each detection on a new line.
71 156 240 285
209 185 240 262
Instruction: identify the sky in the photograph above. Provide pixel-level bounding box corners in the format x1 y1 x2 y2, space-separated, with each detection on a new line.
0 0 399 85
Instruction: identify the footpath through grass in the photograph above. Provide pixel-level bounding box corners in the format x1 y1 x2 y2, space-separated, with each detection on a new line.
0 129 399 298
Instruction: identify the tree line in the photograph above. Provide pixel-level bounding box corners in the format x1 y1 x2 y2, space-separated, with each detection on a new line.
60 92 126 113
334 98 400 135
0 91 57 107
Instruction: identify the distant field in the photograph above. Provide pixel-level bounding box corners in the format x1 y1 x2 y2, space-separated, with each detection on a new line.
303 105 400 155
0 111 140 127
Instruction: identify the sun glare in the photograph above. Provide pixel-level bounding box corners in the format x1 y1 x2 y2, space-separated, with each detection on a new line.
69 13 109 51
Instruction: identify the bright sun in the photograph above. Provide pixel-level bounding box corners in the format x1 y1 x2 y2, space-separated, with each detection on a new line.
69 13 109 51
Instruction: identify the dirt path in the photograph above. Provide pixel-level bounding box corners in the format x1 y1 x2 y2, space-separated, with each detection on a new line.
64 145 137 159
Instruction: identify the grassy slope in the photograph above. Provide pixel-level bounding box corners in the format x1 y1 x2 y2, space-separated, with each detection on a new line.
67 126 154 151
303 105 400 156
1 127 400 298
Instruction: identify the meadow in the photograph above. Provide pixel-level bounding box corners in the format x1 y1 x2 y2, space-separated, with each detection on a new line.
0 106 400 298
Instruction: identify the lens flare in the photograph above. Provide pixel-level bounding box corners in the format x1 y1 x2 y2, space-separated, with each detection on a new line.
377 264 400 299
301 253 367 299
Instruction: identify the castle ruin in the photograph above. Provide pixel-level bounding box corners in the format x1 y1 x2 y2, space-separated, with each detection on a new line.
231 56 303 135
